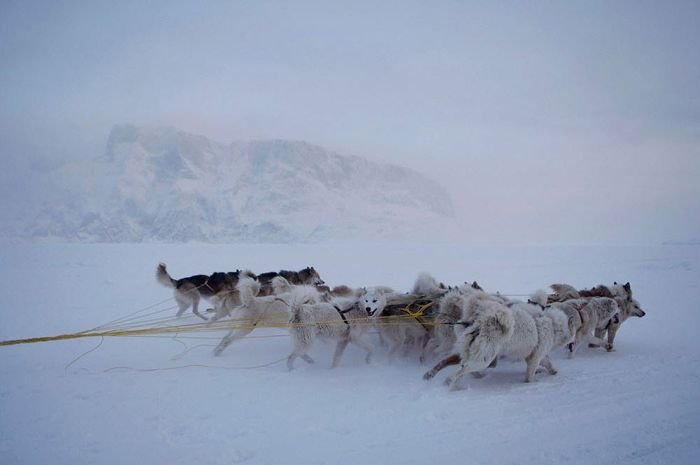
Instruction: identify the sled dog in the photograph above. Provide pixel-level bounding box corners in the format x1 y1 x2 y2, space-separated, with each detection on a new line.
424 290 559 389
156 263 250 320
286 294 375 370
256 267 324 296
550 282 644 350
213 275 321 356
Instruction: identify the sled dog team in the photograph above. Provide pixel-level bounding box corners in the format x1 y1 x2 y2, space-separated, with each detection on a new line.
157 264 646 390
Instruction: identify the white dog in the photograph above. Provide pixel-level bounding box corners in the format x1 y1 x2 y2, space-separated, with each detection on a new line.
213 275 320 356
425 290 559 389
420 286 477 362
366 285 439 361
548 297 619 357
550 282 645 351
286 294 375 370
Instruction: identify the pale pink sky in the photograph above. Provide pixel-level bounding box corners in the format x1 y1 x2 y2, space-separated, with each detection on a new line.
1 0 699 244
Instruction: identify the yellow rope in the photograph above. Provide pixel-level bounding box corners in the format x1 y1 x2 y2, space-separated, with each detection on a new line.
398 300 435 318
0 292 454 349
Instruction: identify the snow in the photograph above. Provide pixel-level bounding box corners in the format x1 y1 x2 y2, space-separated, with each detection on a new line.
1 242 699 465
4 125 457 243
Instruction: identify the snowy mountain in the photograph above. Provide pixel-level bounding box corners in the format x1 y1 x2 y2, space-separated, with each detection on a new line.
8 125 456 243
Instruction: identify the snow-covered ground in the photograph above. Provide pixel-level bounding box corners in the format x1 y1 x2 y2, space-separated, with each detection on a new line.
1 243 698 465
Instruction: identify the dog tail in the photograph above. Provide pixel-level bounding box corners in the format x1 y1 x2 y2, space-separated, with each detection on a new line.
156 263 177 288
491 305 515 339
237 276 261 305
412 272 444 296
528 289 548 307
549 283 580 302
271 276 292 295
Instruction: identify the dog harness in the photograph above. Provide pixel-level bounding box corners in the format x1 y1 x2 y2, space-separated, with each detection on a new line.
334 304 356 325
574 301 589 324
398 299 435 332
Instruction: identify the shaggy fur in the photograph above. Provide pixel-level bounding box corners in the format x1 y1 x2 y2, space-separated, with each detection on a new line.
425 290 559 389
256 267 324 296
372 273 451 362
496 299 557 384
412 272 447 296
549 282 644 351
314 284 358 302
156 263 249 320
366 284 439 361
442 293 516 389
213 275 321 356
286 296 374 370
207 270 271 322
595 296 645 349
421 287 475 362
374 300 431 361
592 282 645 349
549 297 619 357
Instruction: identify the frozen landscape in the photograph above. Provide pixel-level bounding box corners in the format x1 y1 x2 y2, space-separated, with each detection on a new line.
0 125 456 243
1 242 698 465
2 2 699 464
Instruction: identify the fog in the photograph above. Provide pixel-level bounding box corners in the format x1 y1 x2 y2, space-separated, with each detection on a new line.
1 1 698 244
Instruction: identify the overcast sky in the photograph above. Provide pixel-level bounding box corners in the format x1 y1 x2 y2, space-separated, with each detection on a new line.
1 0 699 244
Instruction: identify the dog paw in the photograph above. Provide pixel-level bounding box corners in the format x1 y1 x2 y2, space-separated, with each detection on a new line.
605 344 615 352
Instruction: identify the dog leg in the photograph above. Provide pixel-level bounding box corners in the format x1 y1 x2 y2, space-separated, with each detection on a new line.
423 353 461 380
447 363 472 391
287 352 314 370
606 323 621 350
587 335 614 352
568 333 586 358
213 326 255 356
432 335 456 360
191 298 209 321
349 333 374 364
525 354 541 383
420 336 439 363
208 302 230 323
539 356 558 375
470 354 499 378
590 328 606 347
331 337 350 368
175 295 190 317
387 338 403 361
